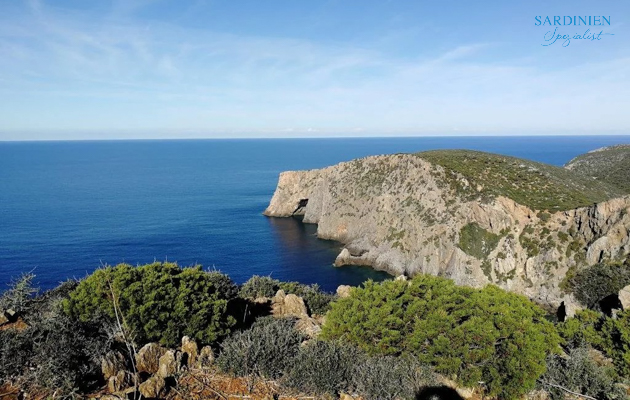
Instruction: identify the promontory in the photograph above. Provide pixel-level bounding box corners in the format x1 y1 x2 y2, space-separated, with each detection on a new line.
264 147 630 312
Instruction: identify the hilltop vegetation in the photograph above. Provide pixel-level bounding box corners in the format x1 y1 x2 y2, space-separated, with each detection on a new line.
417 150 623 211
565 144 630 193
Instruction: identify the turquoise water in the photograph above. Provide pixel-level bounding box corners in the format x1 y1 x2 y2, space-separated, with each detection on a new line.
1 136 628 292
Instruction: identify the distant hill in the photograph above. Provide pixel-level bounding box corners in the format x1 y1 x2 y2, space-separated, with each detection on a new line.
565 145 630 194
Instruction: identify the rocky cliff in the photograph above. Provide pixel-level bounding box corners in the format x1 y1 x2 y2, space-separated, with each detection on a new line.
264 150 630 311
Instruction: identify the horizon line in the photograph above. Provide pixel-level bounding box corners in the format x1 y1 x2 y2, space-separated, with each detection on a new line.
2 132 630 143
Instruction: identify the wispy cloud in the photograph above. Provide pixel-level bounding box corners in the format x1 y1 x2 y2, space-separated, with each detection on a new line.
0 0 629 138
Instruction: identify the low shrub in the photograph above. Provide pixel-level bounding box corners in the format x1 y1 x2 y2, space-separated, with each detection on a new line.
322 276 560 399
278 282 336 315
557 309 605 349
63 262 237 347
0 276 109 395
0 272 38 314
538 346 626 400
239 275 279 299
284 340 361 396
217 317 305 380
352 354 437 400
240 276 336 315
569 256 630 309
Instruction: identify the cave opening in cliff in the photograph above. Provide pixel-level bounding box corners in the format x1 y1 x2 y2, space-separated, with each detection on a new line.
292 198 309 215
599 294 623 316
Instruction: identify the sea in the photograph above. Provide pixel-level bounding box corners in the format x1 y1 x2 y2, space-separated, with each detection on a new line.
1 136 629 293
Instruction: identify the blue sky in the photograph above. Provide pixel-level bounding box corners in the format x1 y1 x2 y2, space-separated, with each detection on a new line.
0 0 628 140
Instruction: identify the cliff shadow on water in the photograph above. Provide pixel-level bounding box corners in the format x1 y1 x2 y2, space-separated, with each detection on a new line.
265 215 391 291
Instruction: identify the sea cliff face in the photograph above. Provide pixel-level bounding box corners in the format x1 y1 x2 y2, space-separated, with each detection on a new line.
264 153 630 310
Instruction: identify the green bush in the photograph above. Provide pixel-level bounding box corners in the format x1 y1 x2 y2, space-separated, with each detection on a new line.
457 222 500 259
557 309 605 349
217 317 305 379
601 309 630 377
239 275 280 299
63 262 237 347
538 347 626 400
322 275 560 399
284 340 361 396
569 256 630 309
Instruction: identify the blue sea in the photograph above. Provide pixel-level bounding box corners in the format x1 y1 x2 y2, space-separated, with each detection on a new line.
1 136 629 293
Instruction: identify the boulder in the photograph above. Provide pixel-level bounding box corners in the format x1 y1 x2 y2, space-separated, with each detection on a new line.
101 351 127 380
295 317 322 338
336 285 352 298
135 343 167 374
157 350 184 378
196 346 215 369
181 336 198 366
107 370 134 393
272 290 309 318
395 275 408 281
138 376 166 399
619 285 630 310
0 313 8 326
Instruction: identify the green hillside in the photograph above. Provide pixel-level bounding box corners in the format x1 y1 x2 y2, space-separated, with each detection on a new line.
565 145 630 194
417 149 623 211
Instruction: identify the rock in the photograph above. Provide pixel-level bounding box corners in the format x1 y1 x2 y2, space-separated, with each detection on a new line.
620 285 630 310
138 375 166 399
272 290 309 318
99 396 124 400
196 346 215 369
272 289 286 303
101 351 127 380
336 285 352 298
295 317 322 338
107 370 134 393
135 343 167 374
263 152 630 309
1 309 17 326
395 275 408 281
181 336 199 366
157 350 184 378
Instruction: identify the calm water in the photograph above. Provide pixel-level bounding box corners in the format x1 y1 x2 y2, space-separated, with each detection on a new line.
1 136 629 292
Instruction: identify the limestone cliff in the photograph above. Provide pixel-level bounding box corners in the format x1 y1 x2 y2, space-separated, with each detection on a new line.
264 151 630 310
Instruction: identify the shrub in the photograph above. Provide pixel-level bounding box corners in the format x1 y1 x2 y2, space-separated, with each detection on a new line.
239 276 336 315
457 223 500 259
0 281 109 395
279 282 336 315
569 256 630 309
601 309 630 377
0 272 38 314
239 275 280 299
217 317 305 380
284 340 361 396
63 262 237 347
538 347 626 400
557 309 605 349
352 354 437 400
322 275 560 399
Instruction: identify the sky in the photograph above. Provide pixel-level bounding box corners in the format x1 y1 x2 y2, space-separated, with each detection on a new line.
0 0 628 140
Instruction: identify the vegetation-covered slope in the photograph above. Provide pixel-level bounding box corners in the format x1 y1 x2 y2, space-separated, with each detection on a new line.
565 144 630 194
417 150 623 211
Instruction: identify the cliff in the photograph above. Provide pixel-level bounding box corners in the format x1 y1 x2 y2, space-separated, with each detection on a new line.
264 150 630 310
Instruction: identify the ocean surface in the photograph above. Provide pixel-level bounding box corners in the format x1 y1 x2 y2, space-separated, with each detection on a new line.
1 136 629 293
